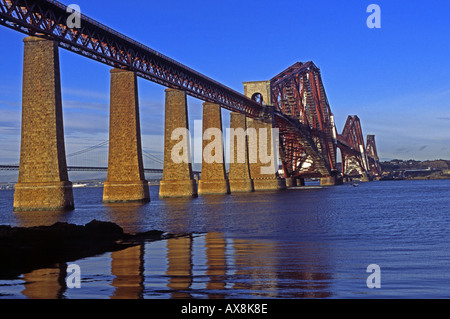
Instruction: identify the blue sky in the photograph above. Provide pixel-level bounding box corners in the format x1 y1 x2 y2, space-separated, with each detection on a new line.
0 0 449 170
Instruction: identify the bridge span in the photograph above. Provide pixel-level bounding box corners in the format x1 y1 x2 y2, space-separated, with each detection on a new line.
0 165 164 174
0 0 381 211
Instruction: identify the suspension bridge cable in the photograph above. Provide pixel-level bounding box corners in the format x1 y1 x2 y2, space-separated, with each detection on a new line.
142 150 164 165
66 140 109 158
5 140 164 168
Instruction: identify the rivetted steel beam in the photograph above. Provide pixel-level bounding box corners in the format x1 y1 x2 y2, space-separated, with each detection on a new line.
0 0 265 118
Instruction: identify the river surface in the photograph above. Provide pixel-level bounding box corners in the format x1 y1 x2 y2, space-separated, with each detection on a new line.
0 180 449 299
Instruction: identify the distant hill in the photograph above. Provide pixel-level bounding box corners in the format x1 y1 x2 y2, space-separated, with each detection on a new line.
380 159 450 180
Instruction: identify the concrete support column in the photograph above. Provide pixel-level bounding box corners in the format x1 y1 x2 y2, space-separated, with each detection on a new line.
285 176 297 188
198 103 230 195
14 36 74 212
159 89 197 198
228 112 254 193
103 68 149 203
320 174 343 186
247 118 286 191
360 173 371 182
320 176 337 186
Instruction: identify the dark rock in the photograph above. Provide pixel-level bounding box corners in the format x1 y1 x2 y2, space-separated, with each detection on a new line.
0 225 12 239
0 220 167 280
85 220 124 237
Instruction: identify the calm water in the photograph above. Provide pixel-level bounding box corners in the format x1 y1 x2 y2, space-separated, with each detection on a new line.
0 180 449 299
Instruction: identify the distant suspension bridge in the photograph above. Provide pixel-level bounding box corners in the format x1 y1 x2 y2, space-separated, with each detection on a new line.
0 140 166 173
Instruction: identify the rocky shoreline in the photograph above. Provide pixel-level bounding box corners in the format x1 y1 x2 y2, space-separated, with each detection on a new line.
0 220 172 279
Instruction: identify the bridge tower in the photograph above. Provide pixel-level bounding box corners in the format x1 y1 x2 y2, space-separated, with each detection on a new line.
198 102 231 195
103 68 150 203
366 135 382 180
228 112 255 193
243 81 286 191
13 36 74 212
159 89 198 198
339 116 370 182
243 81 272 105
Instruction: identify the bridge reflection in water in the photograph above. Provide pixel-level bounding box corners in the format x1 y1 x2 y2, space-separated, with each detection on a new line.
9 190 335 299
18 233 332 299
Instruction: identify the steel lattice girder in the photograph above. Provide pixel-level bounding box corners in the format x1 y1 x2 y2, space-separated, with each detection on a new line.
337 115 382 177
0 0 265 117
275 114 331 178
366 135 382 176
271 62 337 177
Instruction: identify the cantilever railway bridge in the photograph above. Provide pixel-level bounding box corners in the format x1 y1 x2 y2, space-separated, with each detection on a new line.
0 0 381 211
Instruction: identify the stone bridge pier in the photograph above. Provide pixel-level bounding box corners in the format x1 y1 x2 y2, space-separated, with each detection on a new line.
103 68 150 203
228 112 254 193
197 102 230 195
159 89 198 198
13 36 74 212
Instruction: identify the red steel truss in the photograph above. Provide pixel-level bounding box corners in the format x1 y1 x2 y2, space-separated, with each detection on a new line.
337 116 373 178
366 135 382 177
271 62 337 178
